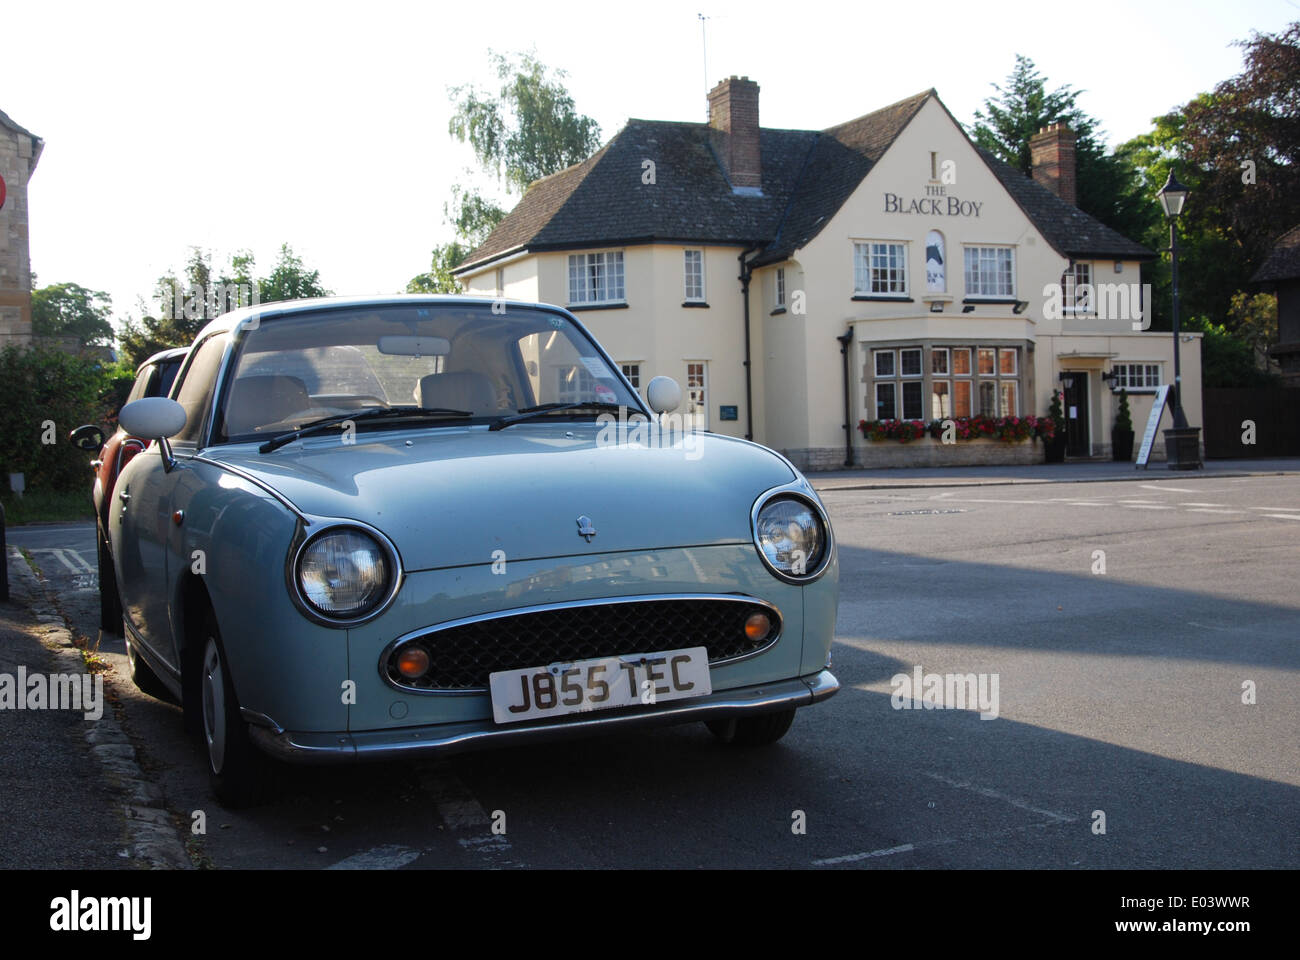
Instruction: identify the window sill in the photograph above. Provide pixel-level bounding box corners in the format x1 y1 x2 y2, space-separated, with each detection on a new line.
682 301 710 309
568 302 630 312
852 295 913 302
962 297 1018 305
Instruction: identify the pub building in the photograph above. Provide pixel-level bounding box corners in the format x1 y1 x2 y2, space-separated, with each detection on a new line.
454 78 1202 469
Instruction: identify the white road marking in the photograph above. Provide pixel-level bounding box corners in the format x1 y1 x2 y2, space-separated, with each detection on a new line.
1117 500 1160 505
948 498 1044 505
1265 514 1300 521
1141 484 1198 493
1124 505 1174 510
1186 508 1245 515
921 772 1077 823
812 778 1078 868
1250 507 1300 512
1066 502 1109 507
418 765 518 867
28 547 94 574
1180 502 1226 507
326 844 422 870
813 843 918 865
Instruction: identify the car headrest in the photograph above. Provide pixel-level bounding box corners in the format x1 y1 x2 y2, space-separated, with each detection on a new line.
415 371 496 413
226 375 312 433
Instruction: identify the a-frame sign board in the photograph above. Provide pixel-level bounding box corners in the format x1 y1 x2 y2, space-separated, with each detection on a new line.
1135 384 1172 469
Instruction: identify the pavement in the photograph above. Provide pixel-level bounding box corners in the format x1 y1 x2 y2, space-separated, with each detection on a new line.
808 457 1300 491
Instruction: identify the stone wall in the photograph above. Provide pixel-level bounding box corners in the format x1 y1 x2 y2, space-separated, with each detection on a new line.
784 437 1045 471
0 113 39 346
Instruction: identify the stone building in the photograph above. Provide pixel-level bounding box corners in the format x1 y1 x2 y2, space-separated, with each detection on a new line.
0 107 43 346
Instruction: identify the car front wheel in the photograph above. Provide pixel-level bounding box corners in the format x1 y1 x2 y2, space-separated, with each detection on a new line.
199 613 269 807
705 708 796 746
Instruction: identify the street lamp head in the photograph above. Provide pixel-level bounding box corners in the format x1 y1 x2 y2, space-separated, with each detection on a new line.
1158 170 1190 218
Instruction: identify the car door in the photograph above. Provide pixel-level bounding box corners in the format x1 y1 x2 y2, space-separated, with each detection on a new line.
115 333 228 673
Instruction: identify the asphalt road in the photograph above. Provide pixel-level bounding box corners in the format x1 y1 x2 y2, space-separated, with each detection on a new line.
7 473 1299 869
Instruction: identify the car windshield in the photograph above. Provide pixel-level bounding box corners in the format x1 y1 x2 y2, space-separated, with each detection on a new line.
214 302 643 443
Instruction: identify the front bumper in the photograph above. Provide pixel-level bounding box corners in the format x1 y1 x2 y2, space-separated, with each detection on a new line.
247 668 839 764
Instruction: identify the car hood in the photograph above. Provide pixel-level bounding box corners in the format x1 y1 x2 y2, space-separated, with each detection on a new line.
207 425 796 571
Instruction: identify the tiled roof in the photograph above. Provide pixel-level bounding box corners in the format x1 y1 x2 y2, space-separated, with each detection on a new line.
978 149 1154 261
456 89 1153 274
1250 224 1300 283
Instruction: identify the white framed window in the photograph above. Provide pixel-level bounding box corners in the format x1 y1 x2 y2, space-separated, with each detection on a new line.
931 348 949 376
900 348 922 377
854 241 908 295
874 350 895 378
979 380 997 416
953 379 972 417
684 249 705 302
775 267 786 306
1062 262 1092 313
999 381 1018 417
567 251 625 305
963 245 1015 298
931 380 951 419
977 347 996 376
494 267 505 297
875 382 897 420
901 381 924 419
686 361 708 430
1112 362 1161 389
999 348 1017 376
619 363 641 391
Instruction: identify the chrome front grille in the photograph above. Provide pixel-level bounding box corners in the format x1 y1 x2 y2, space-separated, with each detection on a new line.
383 595 782 691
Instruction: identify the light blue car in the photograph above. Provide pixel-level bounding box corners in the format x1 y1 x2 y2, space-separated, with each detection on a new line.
110 296 839 806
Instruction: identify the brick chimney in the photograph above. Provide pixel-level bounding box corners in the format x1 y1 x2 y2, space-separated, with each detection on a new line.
708 76 761 191
1030 122 1077 205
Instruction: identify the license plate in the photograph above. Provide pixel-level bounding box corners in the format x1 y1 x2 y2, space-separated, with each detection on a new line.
489 647 712 724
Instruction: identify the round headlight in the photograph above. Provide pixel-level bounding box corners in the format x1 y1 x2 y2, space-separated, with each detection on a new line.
755 496 826 580
297 529 391 619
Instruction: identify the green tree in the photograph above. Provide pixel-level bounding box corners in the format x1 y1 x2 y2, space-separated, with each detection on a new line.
449 50 602 193
118 244 329 368
31 281 115 348
970 55 1149 243
410 51 603 292
0 344 109 491
407 241 471 294
259 243 330 304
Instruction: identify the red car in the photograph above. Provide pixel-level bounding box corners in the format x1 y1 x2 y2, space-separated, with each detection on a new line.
71 347 188 637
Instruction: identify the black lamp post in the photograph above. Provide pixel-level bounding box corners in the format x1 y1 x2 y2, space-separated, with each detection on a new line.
1157 170 1202 469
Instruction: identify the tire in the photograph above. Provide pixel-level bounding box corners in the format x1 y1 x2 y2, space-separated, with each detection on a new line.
97 521 123 634
705 708 797 746
123 619 173 702
198 611 270 808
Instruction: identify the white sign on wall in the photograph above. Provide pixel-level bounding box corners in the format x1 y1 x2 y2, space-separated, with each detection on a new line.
926 231 945 292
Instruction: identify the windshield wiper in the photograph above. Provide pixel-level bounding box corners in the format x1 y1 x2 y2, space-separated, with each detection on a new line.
488 401 628 432
258 406 472 453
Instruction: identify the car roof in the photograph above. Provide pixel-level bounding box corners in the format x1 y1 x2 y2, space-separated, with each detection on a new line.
137 346 189 373
191 294 561 341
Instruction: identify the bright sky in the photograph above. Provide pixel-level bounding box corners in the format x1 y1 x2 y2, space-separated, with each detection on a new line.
5 0 1296 336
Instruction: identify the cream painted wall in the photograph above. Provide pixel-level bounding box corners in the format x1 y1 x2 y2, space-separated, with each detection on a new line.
462 243 752 437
